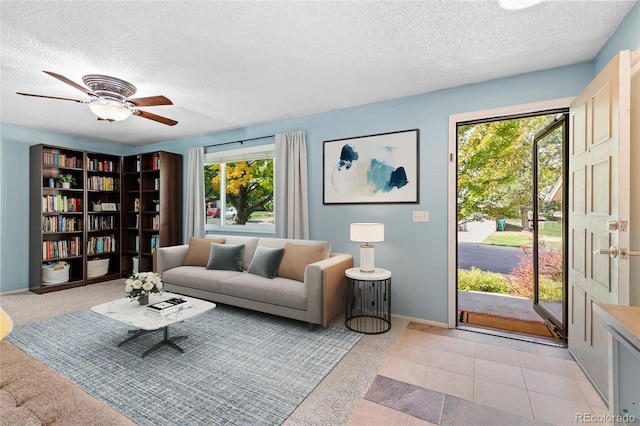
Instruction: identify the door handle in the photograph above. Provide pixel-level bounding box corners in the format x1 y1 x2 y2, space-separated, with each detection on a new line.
594 246 618 259
619 248 640 259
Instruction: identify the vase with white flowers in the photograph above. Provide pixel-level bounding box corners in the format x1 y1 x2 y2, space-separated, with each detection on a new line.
125 272 163 305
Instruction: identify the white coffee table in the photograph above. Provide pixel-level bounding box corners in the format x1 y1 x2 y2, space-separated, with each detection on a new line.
91 292 216 357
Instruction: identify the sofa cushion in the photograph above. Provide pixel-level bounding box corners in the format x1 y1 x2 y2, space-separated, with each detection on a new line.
163 266 240 293
256 238 331 260
277 242 324 282
206 243 244 271
183 237 225 266
211 235 259 270
224 273 307 310
248 246 285 279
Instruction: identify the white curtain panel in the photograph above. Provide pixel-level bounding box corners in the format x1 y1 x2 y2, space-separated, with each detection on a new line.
275 131 310 239
185 146 205 239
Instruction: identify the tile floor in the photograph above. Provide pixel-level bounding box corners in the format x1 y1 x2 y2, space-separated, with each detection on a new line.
347 323 611 426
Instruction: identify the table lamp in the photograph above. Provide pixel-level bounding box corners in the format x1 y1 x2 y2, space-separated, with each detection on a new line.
350 223 384 272
0 308 14 341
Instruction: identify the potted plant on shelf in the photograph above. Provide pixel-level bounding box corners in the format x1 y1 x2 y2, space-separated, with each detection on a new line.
58 174 75 189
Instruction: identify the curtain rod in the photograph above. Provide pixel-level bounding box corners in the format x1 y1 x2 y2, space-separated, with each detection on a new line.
205 134 276 149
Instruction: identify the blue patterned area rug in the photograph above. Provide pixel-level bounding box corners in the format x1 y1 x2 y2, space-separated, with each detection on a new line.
7 305 362 425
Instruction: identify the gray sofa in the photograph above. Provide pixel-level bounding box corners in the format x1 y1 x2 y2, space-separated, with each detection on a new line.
157 235 353 330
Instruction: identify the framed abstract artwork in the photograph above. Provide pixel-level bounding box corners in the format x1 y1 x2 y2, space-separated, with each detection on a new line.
323 129 419 204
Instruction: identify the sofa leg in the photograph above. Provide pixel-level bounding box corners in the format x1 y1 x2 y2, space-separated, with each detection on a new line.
308 323 315 332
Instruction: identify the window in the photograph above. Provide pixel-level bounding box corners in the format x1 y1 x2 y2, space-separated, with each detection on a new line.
204 144 275 233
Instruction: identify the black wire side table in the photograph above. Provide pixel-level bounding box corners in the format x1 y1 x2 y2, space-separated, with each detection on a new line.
345 267 391 334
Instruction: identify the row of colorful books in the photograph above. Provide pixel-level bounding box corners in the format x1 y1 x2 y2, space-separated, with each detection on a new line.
88 215 115 231
87 158 118 173
150 234 160 253
42 152 80 168
42 195 81 213
87 235 117 255
43 216 80 233
43 237 80 259
87 176 119 191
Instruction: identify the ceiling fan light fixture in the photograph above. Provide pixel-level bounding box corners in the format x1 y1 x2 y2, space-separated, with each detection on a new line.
87 100 133 122
499 0 545 10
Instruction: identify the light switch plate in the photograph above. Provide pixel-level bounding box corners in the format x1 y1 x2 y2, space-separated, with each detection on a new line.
412 211 429 222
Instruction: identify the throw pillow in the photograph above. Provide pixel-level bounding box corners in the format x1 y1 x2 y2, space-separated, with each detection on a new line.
277 243 324 282
248 246 285 279
183 237 225 266
206 243 244 271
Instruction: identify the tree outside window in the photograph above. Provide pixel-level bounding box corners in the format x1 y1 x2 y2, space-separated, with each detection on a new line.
204 158 274 227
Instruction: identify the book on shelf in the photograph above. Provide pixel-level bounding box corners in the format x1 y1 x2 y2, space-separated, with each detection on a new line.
146 297 190 315
43 152 79 168
152 152 160 170
42 237 80 259
150 234 159 253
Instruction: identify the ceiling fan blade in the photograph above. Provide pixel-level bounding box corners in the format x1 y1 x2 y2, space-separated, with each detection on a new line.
127 95 173 107
16 92 85 103
136 109 178 126
43 71 95 96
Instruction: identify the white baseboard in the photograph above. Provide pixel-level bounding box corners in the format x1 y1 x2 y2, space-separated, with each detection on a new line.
392 313 449 329
0 288 30 296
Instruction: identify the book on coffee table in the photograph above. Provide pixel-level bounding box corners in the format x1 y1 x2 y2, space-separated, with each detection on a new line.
146 297 190 315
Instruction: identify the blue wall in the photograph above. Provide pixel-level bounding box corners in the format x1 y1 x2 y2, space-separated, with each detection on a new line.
0 63 594 324
2 3 637 324
594 1 640 74
0 126 135 297
153 62 593 324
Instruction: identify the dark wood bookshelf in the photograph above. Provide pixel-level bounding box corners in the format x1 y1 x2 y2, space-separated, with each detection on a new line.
30 145 182 293
121 151 182 275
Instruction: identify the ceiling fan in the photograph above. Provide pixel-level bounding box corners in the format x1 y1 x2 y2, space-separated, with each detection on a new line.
17 71 178 126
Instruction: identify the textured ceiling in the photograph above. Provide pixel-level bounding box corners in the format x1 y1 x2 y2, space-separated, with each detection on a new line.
0 1 635 146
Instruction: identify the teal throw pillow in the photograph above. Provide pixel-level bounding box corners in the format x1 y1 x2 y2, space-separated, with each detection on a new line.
206 243 244 271
248 246 285 279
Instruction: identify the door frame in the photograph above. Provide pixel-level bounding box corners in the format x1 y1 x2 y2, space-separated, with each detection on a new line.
532 114 569 340
447 97 575 328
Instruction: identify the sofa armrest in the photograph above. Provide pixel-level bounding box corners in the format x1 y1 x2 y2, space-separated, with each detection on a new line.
305 253 354 327
157 245 189 275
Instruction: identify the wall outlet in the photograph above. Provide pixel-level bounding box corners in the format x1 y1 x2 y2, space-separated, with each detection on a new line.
412 211 429 222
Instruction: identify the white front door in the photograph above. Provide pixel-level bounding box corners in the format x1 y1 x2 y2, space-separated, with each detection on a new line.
568 50 632 402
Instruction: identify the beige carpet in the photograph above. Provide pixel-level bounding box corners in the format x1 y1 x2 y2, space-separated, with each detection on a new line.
0 279 406 425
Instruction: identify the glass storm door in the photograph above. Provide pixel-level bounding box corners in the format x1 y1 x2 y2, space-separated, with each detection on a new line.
532 114 568 340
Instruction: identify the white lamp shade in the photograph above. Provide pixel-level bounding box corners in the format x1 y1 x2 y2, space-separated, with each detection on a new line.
88 101 133 122
350 223 384 243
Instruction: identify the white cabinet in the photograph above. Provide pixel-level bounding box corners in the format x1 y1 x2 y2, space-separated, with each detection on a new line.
594 304 640 425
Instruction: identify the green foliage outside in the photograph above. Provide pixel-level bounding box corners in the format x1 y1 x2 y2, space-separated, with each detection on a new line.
482 232 561 250
458 268 510 294
538 221 562 237
457 114 561 228
482 233 532 248
458 267 562 300
505 219 562 237
538 277 563 301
